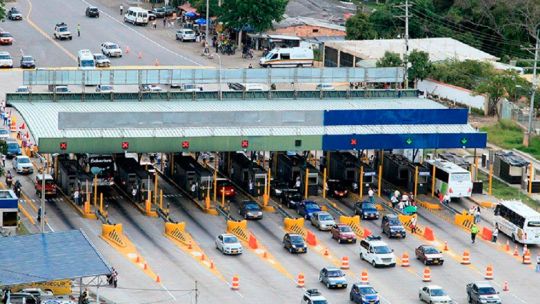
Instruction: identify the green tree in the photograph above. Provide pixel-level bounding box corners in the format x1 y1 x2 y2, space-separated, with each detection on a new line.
376 51 403 67
345 13 377 40
0 0 5 21
408 49 432 88
193 0 223 17
475 70 529 116
219 0 288 33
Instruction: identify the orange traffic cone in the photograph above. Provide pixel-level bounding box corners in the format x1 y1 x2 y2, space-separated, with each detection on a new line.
341 256 350 269
401 252 410 267
188 242 192 250
210 261 215 269
523 250 531 264
503 281 509 291
263 251 268 259
143 262 148 270
231 275 239 290
135 255 140 263
201 254 205 261
156 275 161 283
523 244 529 256
484 264 493 280
444 241 449 251
360 270 369 283
504 240 510 252
125 46 130 54
422 267 431 282
297 273 305 288
138 51 142 59
323 248 329 256
461 250 471 265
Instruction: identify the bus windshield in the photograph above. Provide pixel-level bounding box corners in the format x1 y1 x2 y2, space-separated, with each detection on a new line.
80 59 95 68
450 172 471 182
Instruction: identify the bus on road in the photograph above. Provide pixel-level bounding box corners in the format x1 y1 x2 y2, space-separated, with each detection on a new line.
494 200 540 244
77 49 95 69
426 159 472 199
78 154 115 186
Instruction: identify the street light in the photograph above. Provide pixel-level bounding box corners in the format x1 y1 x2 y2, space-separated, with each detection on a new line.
214 53 222 100
205 0 210 48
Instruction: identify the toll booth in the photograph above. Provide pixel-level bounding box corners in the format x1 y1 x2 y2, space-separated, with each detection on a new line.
219 152 267 196
115 157 150 197
55 155 93 196
0 190 18 236
490 151 528 184
276 154 319 196
170 154 213 198
383 153 430 194
328 152 376 192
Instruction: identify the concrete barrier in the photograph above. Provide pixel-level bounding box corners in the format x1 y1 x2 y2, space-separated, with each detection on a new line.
226 220 249 242
339 215 366 238
102 224 127 248
454 211 474 231
284 217 307 238
164 222 191 245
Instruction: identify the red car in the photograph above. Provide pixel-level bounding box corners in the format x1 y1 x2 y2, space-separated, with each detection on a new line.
0 32 14 45
216 179 235 198
330 224 357 244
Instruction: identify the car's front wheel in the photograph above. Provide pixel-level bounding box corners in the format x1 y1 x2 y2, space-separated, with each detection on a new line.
371 260 377 267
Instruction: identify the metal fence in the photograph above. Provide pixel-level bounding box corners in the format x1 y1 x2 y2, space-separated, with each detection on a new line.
23 67 405 86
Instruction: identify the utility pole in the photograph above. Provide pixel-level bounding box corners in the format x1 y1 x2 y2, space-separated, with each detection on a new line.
195 280 199 304
205 0 210 50
523 29 540 147
395 0 412 89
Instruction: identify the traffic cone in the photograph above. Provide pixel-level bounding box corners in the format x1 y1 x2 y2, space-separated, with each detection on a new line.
125 45 130 54
401 252 410 267
231 275 239 290
360 270 369 283
523 250 531 265
461 250 471 265
20 123 25 130
523 244 528 256
297 273 305 288
210 261 214 269
504 240 510 252
341 256 350 269
484 264 493 280
156 275 161 283
513 245 519 256
503 281 509 291
188 241 192 250
135 255 140 263
323 248 329 256
154 58 160 66
138 51 142 59
143 262 148 270
201 254 205 261
444 241 449 251
263 251 268 259
422 267 431 282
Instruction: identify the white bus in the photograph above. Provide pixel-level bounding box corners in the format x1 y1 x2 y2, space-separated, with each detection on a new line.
494 200 540 244
77 49 95 69
259 47 314 68
426 159 472 199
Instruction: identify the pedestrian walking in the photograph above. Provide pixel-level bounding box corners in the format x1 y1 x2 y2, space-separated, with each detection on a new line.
394 190 400 201
410 215 417 234
152 20 157 29
131 187 138 202
295 176 301 189
77 24 80 37
37 206 42 223
442 193 450 205
163 18 167 27
112 268 118 288
398 200 404 212
120 4 124 15
492 224 499 243
248 180 254 196
368 187 375 203
190 182 197 198
474 206 481 223
73 189 80 205
471 224 479 243
390 194 399 208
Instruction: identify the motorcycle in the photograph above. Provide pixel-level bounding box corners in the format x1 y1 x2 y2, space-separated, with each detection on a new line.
242 49 254 59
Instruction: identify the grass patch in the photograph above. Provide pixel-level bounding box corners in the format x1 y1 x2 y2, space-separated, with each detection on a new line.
480 120 540 160
478 171 540 211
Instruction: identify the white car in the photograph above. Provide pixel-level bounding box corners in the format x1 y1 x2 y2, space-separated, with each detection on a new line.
301 289 328 304
16 86 30 93
140 84 162 92
359 235 397 267
13 155 34 174
0 129 9 139
21 288 54 301
171 83 203 92
316 83 335 91
93 53 111 67
101 42 123 57
419 285 453 304
176 28 196 42
53 22 72 40
310 211 336 231
215 234 243 255
96 85 114 93
0 51 14 68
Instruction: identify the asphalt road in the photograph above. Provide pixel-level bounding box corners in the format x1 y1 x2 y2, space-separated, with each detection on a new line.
0 0 206 68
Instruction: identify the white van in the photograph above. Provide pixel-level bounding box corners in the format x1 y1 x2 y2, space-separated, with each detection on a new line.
228 83 268 91
77 49 95 69
259 47 314 68
124 7 149 26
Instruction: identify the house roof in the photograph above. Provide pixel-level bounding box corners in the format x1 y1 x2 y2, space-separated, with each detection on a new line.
274 17 346 32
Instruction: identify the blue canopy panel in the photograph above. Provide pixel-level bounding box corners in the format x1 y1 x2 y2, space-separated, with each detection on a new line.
0 230 111 286
324 109 469 125
323 132 487 150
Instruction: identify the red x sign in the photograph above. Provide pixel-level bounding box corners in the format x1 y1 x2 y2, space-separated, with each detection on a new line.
350 138 357 146
59 142 67 150
182 141 190 149
121 141 129 150
241 140 249 148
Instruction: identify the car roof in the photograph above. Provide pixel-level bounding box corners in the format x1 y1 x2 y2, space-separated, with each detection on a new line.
365 240 388 246
316 211 331 216
286 233 302 237
17 155 30 159
424 285 443 289
220 233 236 238
474 281 494 287
323 266 340 271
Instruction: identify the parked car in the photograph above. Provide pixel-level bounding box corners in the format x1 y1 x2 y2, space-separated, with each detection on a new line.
310 211 336 231
170 83 203 91
326 179 348 198
0 52 14 68
466 282 501 304
96 84 114 93
238 200 263 220
13 155 34 174
5 138 22 158
0 129 10 139
150 7 166 18
101 42 123 57
330 224 357 244
53 22 72 40
139 84 162 92
318 267 347 289
93 53 111 67
271 180 289 198
16 86 30 93
359 235 396 267
297 200 322 220
0 32 14 45
176 28 196 42
8 8 23 20
415 245 444 265
419 285 452 304
281 189 302 208
354 201 380 220
20 55 36 69
350 284 380 304
85 6 100 17
9 293 37 304
282 233 307 253
381 214 406 238
316 83 335 91
215 234 242 255
216 179 235 198
20 288 54 302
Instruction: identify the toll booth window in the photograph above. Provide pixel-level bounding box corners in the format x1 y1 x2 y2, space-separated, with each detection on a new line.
509 166 522 177
308 176 318 185
418 175 428 183
364 175 373 183
3 211 18 227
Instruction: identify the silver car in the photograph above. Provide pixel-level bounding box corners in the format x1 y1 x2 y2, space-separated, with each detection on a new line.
310 211 336 231
215 234 243 255
419 285 453 304
318 267 347 289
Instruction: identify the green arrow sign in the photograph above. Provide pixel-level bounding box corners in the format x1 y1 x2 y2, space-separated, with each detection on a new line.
405 138 413 145
461 138 468 145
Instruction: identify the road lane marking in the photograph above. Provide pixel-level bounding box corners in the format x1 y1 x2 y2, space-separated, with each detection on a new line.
24 0 77 62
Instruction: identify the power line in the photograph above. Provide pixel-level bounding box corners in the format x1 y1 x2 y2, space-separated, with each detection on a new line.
394 0 413 87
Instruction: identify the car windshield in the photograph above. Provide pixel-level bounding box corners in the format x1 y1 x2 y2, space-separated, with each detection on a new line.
59 27 68 32
0 33 12 37
56 87 69 92
527 221 540 227
89 7 98 12
430 289 446 296
450 172 471 182
95 54 106 59
0 55 11 59
339 226 352 232
290 235 303 243
478 287 497 295
18 158 30 164
319 214 333 221
424 247 439 254
389 219 401 226
305 203 320 210
223 236 238 244
22 56 33 61
184 30 194 34
107 44 119 49
312 301 327 304
11 9 20 13
81 60 94 67
359 286 376 294
373 246 392 254
244 203 259 210
100 85 113 90
0 130 8 135
363 203 376 210
7 143 18 149
326 270 343 277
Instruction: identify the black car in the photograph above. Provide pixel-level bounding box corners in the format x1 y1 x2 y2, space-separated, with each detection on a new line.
354 201 380 220
238 200 263 220
271 180 289 198
381 214 406 238
163 6 176 16
151 7 166 18
281 189 303 208
7 8 23 20
20 56 35 69
283 233 307 253
326 179 349 198
85 6 99 17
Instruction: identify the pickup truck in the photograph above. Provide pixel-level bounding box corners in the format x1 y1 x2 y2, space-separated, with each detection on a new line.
359 235 396 267
466 282 502 304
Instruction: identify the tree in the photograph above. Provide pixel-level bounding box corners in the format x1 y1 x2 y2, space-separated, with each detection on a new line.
345 13 377 40
219 0 288 33
408 49 432 88
0 1 5 21
474 70 529 116
376 51 403 67
193 0 223 17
